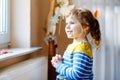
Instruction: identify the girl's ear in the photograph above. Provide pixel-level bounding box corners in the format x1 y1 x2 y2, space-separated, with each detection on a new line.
83 25 90 34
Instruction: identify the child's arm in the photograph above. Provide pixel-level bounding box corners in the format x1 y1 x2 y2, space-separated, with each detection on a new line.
56 52 93 79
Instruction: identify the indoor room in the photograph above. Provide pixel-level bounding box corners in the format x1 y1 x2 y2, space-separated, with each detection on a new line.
0 0 120 80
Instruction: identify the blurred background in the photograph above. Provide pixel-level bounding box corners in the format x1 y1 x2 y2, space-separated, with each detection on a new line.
73 0 120 80
0 0 120 80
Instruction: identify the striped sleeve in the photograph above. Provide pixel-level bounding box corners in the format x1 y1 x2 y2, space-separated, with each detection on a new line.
56 52 93 80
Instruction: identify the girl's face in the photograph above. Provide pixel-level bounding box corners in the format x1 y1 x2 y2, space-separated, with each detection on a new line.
65 15 83 40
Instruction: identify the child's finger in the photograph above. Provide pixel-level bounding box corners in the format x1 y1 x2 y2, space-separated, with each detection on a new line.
58 55 63 60
55 56 59 61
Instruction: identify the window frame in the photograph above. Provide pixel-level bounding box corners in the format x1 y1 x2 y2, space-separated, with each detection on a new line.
0 0 10 49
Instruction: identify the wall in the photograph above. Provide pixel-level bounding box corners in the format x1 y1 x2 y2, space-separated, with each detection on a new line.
30 0 71 56
30 0 49 56
10 0 71 55
10 0 30 48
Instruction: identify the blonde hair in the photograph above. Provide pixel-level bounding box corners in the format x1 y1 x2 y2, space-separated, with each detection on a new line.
67 8 101 50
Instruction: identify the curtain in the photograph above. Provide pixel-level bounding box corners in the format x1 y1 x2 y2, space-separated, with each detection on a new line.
73 0 120 80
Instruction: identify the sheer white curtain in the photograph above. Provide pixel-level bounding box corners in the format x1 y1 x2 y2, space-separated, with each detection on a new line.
73 0 120 80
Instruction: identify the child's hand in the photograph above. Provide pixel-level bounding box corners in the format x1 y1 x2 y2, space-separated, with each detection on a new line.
55 54 63 61
51 54 63 68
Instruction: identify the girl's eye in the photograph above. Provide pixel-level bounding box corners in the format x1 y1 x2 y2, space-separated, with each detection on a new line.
70 22 75 24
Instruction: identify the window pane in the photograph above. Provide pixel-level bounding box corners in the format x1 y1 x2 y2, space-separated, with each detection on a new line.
0 0 10 47
0 0 7 33
0 0 2 32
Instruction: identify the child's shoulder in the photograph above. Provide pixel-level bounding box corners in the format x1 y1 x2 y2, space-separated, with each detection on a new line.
74 42 91 50
73 42 93 58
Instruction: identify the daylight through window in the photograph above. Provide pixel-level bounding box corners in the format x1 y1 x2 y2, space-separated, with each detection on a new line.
0 0 10 47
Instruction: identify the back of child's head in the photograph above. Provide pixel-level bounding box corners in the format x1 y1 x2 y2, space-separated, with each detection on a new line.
67 8 101 50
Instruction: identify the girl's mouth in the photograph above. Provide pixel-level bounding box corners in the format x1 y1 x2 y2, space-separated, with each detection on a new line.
66 31 73 35
66 30 72 33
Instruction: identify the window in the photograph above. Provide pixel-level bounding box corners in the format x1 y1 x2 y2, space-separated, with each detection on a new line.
0 0 10 48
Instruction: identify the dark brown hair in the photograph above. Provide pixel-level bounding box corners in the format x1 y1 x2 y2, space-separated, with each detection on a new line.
67 8 101 50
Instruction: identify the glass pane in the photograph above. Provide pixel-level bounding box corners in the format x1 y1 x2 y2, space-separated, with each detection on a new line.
0 0 10 45
0 0 2 32
0 0 7 33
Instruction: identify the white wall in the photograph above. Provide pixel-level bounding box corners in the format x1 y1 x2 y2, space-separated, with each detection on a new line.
10 0 30 48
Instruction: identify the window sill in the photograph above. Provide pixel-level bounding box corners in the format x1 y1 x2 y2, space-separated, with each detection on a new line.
0 47 42 61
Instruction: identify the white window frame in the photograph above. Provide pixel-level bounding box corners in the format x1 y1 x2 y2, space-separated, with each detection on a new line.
0 0 10 49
